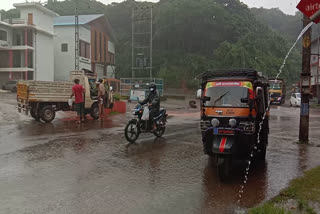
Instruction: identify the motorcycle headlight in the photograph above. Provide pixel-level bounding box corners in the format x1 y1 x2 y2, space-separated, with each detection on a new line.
229 118 237 127
211 118 220 127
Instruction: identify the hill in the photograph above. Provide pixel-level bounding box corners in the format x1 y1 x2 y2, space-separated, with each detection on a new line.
250 7 302 41
1 0 302 88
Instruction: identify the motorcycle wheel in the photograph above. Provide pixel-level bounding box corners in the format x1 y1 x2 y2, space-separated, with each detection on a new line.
153 119 166 137
125 120 140 143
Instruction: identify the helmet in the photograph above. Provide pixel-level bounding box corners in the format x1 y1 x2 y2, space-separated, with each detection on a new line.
149 82 156 91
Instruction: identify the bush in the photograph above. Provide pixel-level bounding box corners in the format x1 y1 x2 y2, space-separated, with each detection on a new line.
113 93 121 101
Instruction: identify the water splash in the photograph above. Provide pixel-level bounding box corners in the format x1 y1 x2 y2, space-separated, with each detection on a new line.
236 21 314 206
276 22 314 80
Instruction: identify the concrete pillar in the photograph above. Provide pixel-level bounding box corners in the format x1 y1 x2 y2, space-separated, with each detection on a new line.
25 29 28 80
24 29 28 46
9 50 13 80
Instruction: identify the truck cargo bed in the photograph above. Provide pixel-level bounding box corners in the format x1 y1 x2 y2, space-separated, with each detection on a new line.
17 80 74 103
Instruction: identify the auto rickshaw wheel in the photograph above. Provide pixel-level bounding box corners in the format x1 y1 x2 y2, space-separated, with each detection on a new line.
257 129 268 161
203 135 214 156
217 157 232 181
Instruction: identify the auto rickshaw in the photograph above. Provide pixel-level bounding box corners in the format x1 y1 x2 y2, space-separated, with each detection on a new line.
198 69 269 180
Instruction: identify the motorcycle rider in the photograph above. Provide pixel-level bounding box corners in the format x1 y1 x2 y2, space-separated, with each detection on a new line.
139 82 160 131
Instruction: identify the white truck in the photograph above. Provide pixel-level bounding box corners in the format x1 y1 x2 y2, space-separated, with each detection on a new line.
17 70 100 123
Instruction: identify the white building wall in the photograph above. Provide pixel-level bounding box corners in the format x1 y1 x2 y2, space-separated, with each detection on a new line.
35 32 54 81
107 40 115 78
108 40 115 54
107 66 115 78
54 26 75 81
79 26 91 72
54 25 91 80
20 8 54 34
0 24 13 48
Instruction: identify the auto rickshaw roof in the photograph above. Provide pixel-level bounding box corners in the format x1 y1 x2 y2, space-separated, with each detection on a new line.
197 69 266 82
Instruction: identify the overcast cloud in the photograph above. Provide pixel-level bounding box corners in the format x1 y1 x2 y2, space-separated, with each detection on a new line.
1 0 299 15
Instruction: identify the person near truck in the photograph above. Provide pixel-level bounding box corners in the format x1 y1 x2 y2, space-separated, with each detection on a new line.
139 83 160 131
97 78 105 121
70 79 86 124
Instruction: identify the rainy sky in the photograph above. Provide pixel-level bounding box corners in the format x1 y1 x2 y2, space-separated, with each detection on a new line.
1 0 299 15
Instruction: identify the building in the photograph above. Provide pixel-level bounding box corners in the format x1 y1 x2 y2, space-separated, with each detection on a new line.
53 14 116 81
0 3 58 87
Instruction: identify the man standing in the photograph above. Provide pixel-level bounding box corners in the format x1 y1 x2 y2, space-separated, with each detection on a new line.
97 78 105 120
70 79 85 124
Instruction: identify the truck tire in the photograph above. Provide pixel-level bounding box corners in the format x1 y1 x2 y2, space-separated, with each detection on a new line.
30 107 40 121
39 105 55 123
90 103 99 120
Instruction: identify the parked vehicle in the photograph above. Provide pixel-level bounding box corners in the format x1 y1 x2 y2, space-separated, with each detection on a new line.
198 69 269 180
2 80 18 92
124 104 168 143
269 78 286 105
17 70 100 123
290 93 301 107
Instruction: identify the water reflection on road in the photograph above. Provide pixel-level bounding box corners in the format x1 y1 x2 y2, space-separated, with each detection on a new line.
0 100 320 213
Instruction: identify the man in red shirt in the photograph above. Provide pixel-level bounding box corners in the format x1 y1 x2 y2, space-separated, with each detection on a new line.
70 79 86 124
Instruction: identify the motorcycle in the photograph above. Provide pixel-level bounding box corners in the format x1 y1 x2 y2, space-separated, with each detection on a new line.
124 104 168 143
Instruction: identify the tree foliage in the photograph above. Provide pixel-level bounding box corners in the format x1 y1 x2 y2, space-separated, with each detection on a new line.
1 0 302 88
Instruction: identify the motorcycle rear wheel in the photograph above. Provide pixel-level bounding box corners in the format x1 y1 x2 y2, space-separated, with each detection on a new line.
125 120 140 143
153 126 166 137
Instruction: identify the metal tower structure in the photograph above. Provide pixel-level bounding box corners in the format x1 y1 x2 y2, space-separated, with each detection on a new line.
132 6 153 80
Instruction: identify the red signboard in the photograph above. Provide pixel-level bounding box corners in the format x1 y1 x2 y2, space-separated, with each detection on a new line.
297 0 320 23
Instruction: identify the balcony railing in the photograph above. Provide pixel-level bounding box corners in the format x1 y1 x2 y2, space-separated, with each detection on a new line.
3 18 26 25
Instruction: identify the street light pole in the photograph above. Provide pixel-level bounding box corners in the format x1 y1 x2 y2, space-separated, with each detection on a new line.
299 14 312 143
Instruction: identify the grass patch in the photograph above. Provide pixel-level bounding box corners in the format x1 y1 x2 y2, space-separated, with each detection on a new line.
310 103 320 109
249 203 291 214
109 111 119 116
250 166 320 213
276 167 320 202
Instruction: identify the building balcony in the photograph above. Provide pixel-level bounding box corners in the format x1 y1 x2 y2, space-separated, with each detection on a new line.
0 67 34 72
3 18 26 25
0 40 9 49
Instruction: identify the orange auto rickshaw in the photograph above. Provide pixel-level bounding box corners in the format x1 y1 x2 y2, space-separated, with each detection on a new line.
198 69 269 179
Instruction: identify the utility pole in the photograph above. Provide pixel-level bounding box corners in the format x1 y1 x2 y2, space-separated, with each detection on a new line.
75 4 79 71
317 25 320 104
299 14 312 143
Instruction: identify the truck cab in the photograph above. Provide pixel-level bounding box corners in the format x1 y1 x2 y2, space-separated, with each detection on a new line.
269 78 286 105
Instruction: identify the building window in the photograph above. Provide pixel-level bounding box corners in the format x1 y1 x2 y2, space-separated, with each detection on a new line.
109 52 115 65
0 30 7 41
80 40 90 59
61 43 68 52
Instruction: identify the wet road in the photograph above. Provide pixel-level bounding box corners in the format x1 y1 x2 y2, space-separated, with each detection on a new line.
0 92 320 214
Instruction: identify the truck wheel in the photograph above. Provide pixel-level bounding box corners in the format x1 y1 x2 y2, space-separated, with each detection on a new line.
30 107 40 121
39 105 55 123
90 103 99 120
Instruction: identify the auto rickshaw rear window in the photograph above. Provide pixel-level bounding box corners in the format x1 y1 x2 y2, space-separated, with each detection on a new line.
204 81 253 107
